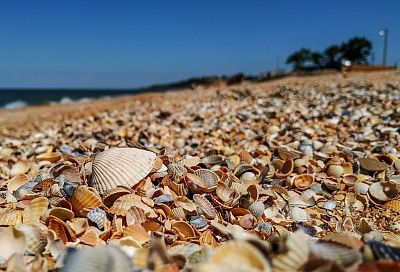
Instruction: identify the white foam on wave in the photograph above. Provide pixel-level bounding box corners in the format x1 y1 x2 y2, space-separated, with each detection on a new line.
4 100 28 109
60 97 73 104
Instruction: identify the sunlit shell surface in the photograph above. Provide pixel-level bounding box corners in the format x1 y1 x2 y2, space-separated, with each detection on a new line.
90 148 157 194
23 197 49 223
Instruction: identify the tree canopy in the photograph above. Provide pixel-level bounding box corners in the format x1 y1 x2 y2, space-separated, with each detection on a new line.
286 37 372 71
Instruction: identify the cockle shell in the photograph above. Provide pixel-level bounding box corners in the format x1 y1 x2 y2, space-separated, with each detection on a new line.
190 215 208 231
71 186 103 216
322 178 340 191
290 207 311 222
185 173 214 193
87 208 107 229
274 159 294 179
172 221 196 239
23 197 49 223
193 194 217 219
292 174 314 190
309 242 362 268
109 194 142 216
15 223 48 254
90 148 157 194
126 207 146 225
342 174 358 187
194 169 219 188
248 201 265 218
103 186 132 207
123 224 150 245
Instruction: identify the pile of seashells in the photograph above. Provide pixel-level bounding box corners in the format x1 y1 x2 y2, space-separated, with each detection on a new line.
0 72 400 271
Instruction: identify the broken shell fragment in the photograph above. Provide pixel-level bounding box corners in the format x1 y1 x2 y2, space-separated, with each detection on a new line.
292 174 314 190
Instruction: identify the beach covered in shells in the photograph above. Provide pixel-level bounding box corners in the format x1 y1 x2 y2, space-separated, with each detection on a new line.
0 71 400 271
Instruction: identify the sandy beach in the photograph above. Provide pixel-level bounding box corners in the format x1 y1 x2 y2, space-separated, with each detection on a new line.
1 70 400 271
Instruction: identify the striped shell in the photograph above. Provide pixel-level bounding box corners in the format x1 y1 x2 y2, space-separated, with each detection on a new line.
292 174 314 190
193 194 217 219
71 186 103 216
194 169 219 188
87 208 107 229
15 223 48 254
248 201 265 218
23 197 49 224
123 224 150 245
90 148 156 194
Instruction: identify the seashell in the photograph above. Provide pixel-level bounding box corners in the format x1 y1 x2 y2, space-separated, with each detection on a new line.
199 229 218 247
71 186 103 216
0 226 26 259
103 186 132 207
240 171 256 182
193 194 217 219
194 169 219 188
359 158 389 172
189 215 208 231
23 196 49 223
321 233 364 251
274 159 294 179
248 201 264 218
7 174 29 193
154 194 174 205
163 176 189 196
67 218 89 236
185 173 214 193
48 207 75 221
126 207 146 225
288 196 308 208
80 229 98 246
342 162 353 175
15 223 47 254
368 181 398 202
123 224 150 245
36 152 62 163
216 182 235 203
272 231 309 271
383 200 400 212
342 174 358 187
326 164 344 177
357 218 373 234
171 207 186 220
226 155 241 169
278 147 301 160
290 207 310 222
0 209 23 225
309 242 362 268
354 182 370 195
10 161 31 177
201 155 224 166
292 174 314 190
63 246 132 272
109 194 142 216
234 164 260 179
259 163 275 183
322 177 340 191
198 240 271 271
365 240 400 261
87 208 107 229
168 163 187 180
174 196 197 213
90 148 157 194
172 221 196 239
324 199 337 210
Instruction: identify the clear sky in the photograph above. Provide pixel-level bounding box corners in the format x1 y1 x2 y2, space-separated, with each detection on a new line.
0 0 399 88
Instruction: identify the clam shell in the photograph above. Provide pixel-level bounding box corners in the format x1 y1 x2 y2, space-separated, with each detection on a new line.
172 221 196 239
15 223 47 254
71 186 103 216
368 181 398 202
123 224 150 245
354 182 370 195
10 161 31 177
248 201 265 218
201 155 224 166
342 174 358 187
80 229 98 246
48 207 75 221
168 163 187 180
7 174 29 193
322 178 340 191
274 159 294 179
203 240 271 271
199 229 218 247
23 196 49 223
234 164 260 178
90 148 156 194
108 194 142 216
290 207 311 222
193 194 217 219
216 182 235 203
326 164 344 177
87 208 107 229
126 207 146 225
36 152 62 163
194 169 219 188
292 174 314 190
174 196 197 213
103 186 132 207
63 246 132 272
359 158 389 172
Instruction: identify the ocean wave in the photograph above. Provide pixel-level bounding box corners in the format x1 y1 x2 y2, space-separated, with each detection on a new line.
4 100 28 109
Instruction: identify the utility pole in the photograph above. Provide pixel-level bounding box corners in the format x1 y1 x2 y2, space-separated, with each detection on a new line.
379 28 388 66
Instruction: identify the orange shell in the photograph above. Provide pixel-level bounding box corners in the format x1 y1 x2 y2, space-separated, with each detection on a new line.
383 200 400 212
71 186 103 216
23 197 49 223
123 224 150 245
0 209 23 225
103 187 132 207
109 194 141 216
80 229 98 246
321 233 364 251
48 207 74 221
199 229 218 248
172 221 196 239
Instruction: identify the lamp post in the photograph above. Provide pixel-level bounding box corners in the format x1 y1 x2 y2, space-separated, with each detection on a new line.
379 28 388 66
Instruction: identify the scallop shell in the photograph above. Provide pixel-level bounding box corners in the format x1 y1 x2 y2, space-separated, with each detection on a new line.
63 246 132 272
202 240 271 271
90 148 156 194
163 176 189 196
168 163 188 180
292 174 314 190
193 194 217 219
359 158 389 172
216 182 235 203
171 207 186 220
172 221 196 239
272 231 309 271
322 233 364 251
288 196 309 208
48 207 75 221
10 161 31 177
36 152 62 163
109 194 141 216
15 223 48 254
126 206 146 225
185 173 214 193
103 186 132 207
123 224 150 245
248 201 265 218
194 169 219 188
87 208 107 229
23 196 49 223
71 186 103 216
201 155 224 166
383 200 400 212
368 181 398 202
309 242 362 268
80 229 98 246
7 174 29 193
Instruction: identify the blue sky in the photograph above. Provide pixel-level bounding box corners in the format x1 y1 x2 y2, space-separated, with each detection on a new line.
0 0 399 88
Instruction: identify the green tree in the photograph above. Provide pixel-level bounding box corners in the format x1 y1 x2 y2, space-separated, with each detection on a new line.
286 48 313 70
340 37 372 64
323 45 342 68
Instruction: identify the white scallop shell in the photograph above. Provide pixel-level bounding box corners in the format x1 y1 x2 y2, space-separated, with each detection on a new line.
90 148 156 194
